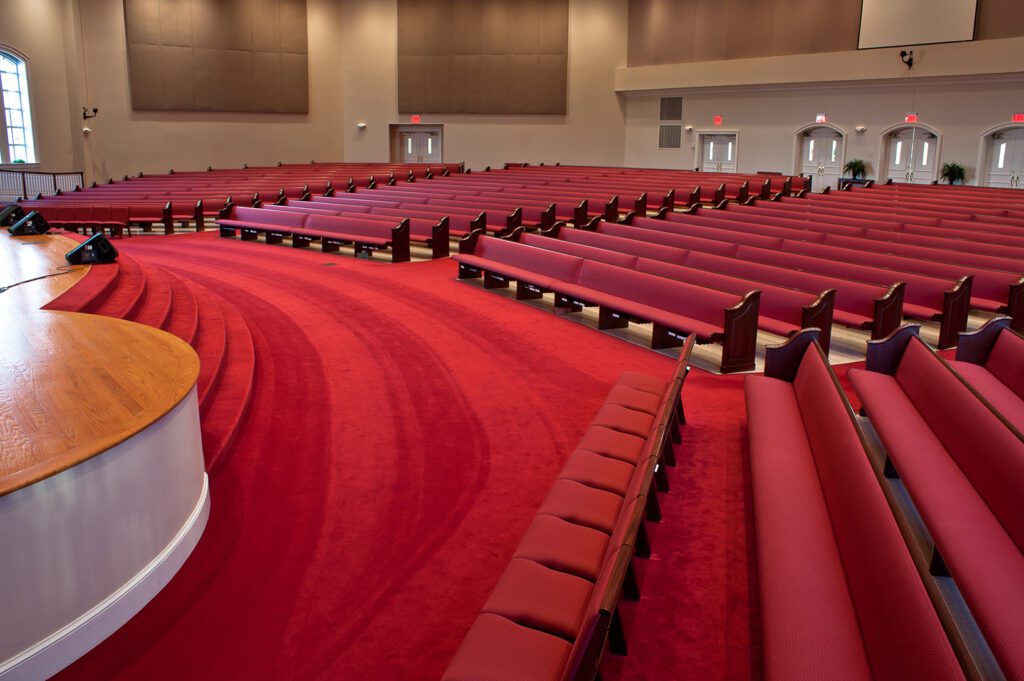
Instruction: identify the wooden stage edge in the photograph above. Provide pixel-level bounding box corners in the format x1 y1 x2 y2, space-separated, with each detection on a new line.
0 232 201 496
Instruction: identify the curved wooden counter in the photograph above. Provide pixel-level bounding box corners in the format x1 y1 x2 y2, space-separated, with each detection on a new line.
0 232 207 681
0 234 200 496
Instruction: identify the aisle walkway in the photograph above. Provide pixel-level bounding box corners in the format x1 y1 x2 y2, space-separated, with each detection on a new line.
53 233 755 680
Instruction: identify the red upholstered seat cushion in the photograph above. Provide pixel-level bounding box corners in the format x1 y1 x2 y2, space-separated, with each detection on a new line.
513 514 611 581
985 329 1024 400
474 237 583 283
574 426 647 466
615 371 668 396
792 350 964 681
949 360 1024 433
894 340 1024 552
603 384 663 415
482 558 593 640
538 479 624 534
441 613 571 681
559 449 635 496
590 403 656 439
745 373 874 680
849 364 1024 680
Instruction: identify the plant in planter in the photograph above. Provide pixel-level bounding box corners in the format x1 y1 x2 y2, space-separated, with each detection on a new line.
843 159 867 180
940 161 966 185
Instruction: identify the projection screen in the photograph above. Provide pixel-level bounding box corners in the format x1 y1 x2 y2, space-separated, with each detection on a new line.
859 0 977 49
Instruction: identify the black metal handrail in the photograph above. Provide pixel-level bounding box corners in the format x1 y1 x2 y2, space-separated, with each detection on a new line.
0 169 85 202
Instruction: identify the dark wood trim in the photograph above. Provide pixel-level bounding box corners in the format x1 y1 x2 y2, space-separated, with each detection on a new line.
540 203 556 230
458 228 485 255
865 323 920 374
713 183 725 204
598 306 630 330
737 181 749 204
621 211 637 225
1006 276 1024 332
573 200 588 228
719 290 760 373
937 276 973 349
431 217 450 259
604 196 619 222
390 219 411 262
956 316 1012 364
161 201 174 235
634 192 647 217
662 188 675 211
580 216 602 232
801 289 836 355
274 189 287 205
686 186 700 208
713 199 730 210
470 212 487 234
763 328 820 382
872 281 906 340
757 178 771 200
538 221 563 239
502 226 526 241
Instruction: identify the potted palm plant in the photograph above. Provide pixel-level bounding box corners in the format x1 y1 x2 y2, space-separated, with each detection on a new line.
940 161 965 185
843 159 867 181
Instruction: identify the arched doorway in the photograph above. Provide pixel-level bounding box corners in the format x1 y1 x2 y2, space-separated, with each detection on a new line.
794 123 846 191
978 124 1024 188
879 123 941 184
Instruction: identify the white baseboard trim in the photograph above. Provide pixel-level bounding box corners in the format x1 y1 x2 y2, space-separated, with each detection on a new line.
0 474 210 681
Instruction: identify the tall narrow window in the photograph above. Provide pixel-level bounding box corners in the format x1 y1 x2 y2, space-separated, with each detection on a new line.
427 136 432 155
406 137 413 155
708 141 714 161
894 141 903 166
998 142 1007 169
727 141 733 162
830 139 838 163
921 141 929 167
808 140 815 162
0 51 35 164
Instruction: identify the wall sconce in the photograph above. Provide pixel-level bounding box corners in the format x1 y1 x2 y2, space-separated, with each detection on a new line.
854 125 867 133
683 125 693 133
356 122 367 130
82 107 98 120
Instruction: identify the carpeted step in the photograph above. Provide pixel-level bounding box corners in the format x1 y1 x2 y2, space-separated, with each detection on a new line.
161 271 200 345
85 253 147 318
187 279 228 406
196 291 256 472
42 260 121 314
128 261 173 329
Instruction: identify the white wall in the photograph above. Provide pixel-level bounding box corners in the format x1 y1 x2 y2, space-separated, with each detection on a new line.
339 0 629 171
624 76 1024 185
0 0 81 173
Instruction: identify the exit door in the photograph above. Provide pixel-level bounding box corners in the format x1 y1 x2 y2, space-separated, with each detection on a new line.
399 131 442 164
701 134 737 172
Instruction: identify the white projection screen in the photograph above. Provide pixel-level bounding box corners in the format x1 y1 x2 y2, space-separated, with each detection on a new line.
859 0 978 49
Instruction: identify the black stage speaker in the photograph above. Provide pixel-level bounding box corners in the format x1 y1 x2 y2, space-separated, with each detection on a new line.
8 210 50 235
0 203 25 226
65 233 118 264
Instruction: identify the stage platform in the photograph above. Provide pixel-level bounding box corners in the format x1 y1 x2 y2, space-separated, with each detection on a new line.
0 232 208 680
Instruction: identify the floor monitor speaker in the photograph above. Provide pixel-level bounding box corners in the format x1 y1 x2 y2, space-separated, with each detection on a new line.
65 233 118 264
0 203 25 226
8 210 50 235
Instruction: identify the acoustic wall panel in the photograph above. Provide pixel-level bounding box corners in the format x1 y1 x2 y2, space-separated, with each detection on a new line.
123 0 308 113
397 0 569 115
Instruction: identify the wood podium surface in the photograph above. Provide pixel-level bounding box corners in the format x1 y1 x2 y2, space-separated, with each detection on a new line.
0 233 200 496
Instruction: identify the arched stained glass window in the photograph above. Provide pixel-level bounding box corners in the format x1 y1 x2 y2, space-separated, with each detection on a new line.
0 51 36 164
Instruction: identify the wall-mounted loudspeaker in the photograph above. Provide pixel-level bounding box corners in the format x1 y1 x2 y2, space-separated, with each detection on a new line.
0 204 26 226
8 210 50 235
65 233 118 264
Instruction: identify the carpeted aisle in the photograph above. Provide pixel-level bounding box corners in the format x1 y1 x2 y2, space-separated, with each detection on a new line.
54 233 758 680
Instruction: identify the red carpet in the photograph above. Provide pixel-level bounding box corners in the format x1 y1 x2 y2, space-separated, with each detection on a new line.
51 233 760 680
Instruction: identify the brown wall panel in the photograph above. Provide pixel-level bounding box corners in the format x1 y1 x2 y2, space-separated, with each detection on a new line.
397 0 568 114
123 0 308 113
629 0 1024 67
